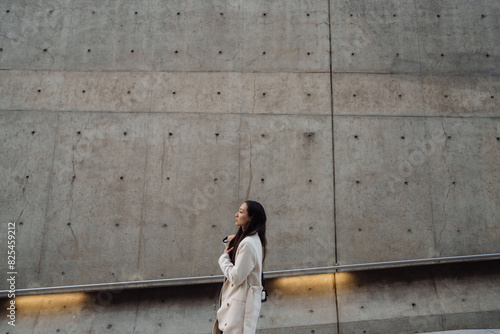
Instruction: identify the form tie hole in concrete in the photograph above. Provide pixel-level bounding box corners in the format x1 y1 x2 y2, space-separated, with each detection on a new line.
307 13 310 17
19 222 23 226
261 134 265 137
408 229 412 233
116 223 119 227
107 324 112 329
309 179 312 183
6 10 10 13
217 91 221 95
309 226 313 231
396 53 400 57
32 131 36 135
437 14 441 18
88 49 91 53
457 229 461 233
163 224 167 228
481 14 485 18
26 175 30 179
174 50 178 54
262 92 266 96
412 303 416 307
166 177 170 180
441 53 445 57
356 180 360 184
214 178 218 182
496 137 500 141
354 135 358 139
491 96 494 99
360 306 364 309
309 310 314 313
393 14 396 17
261 178 265 183
169 132 173 136
127 91 131 94
0 48 3 52
263 13 267 16
131 50 134 53
448 136 452 140
67 223 71 226
82 90 86 93
398 94 402 98
43 48 48 52
358 228 362 232
486 54 490 57
77 131 81 135
38 89 41 93
120 176 124 180
92 11 95 14
452 181 456 185
220 13 223 16
462 299 466 302
353 94 357 97
215 132 219 136
307 52 311 55
401 136 405 140
219 51 222 54
177 12 180 15
124 131 127 136
135 12 138 15
307 93 311 96
405 181 408 185
262 51 266 55
350 14 353 17
444 95 448 98
172 91 176 94
61 272 65 275
351 52 355 56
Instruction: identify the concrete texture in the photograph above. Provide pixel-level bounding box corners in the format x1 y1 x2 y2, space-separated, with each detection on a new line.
330 0 500 75
0 0 330 72
1 261 499 333
425 331 500 334
0 71 332 114
0 0 500 332
335 116 500 264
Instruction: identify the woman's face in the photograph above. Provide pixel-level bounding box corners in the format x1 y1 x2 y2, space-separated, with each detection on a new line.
235 203 251 229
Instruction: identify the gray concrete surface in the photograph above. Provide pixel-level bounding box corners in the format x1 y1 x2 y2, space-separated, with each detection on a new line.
424 331 500 334
0 0 499 332
1 261 499 333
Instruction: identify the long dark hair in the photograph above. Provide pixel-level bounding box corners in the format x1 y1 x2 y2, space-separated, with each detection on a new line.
228 200 267 264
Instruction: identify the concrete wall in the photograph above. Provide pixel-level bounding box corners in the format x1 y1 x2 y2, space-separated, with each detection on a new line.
0 0 499 332
1 261 499 333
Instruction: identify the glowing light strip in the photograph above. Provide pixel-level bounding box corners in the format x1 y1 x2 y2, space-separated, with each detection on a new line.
2 253 499 297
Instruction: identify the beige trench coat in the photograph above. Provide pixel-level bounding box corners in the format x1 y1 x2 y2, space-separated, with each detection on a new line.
213 234 263 334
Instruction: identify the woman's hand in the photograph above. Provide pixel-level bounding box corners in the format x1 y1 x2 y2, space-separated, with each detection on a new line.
227 234 235 243
224 247 234 254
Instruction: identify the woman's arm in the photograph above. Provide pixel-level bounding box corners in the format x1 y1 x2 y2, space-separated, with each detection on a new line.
219 241 257 286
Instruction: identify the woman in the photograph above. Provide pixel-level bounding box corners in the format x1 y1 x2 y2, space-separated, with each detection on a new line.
213 200 267 334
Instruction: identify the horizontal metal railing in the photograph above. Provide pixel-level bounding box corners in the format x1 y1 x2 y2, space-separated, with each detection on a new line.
2 253 500 297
